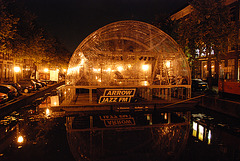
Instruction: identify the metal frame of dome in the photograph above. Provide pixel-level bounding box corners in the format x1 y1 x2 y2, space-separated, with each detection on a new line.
66 20 190 87
65 20 191 102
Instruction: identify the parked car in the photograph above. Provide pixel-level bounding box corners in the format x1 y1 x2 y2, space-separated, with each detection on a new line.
0 84 18 98
0 92 8 103
33 79 47 87
4 82 22 95
31 80 42 90
18 80 36 93
192 79 208 91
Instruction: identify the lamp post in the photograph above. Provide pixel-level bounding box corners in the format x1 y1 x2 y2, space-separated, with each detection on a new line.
14 66 20 83
44 68 49 80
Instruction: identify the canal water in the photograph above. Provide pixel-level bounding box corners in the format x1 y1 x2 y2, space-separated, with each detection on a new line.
0 88 239 161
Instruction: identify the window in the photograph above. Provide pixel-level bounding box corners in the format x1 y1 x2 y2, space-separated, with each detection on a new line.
227 59 235 79
219 60 225 79
230 6 237 21
211 61 215 77
238 59 240 80
202 61 208 80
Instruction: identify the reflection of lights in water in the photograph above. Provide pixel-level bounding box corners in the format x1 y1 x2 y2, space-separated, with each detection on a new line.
164 113 168 120
46 108 51 117
17 135 24 143
198 124 204 141
192 121 197 137
51 96 59 106
193 121 197 131
208 130 211 144
146 114 152 125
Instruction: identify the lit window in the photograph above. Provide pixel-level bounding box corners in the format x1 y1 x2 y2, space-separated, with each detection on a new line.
198 124 204 141
192 121 197 137
208 130 211 144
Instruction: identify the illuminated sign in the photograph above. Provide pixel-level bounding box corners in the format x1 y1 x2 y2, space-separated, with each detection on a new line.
99 114 135 127
103 89 135 96
98 89 136 104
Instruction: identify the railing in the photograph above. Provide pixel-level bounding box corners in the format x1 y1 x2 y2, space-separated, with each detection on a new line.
61 85 191 105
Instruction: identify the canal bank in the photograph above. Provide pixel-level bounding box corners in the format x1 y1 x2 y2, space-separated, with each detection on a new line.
0 81 65 119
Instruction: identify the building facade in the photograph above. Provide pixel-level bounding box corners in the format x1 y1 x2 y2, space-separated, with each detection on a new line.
171 0 240 83
0 52 14 83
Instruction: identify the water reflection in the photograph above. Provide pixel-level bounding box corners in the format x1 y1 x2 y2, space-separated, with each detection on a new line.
0 89 240 161
66 111 191 161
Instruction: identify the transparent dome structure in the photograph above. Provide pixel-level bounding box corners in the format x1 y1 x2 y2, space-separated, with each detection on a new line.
66 20 191 87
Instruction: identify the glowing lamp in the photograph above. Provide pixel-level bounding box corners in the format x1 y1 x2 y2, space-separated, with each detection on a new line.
14 67 20 73
117 66 123 72
166 61 170 68
142 64 149 71
44 68 49 73
17 135 24 143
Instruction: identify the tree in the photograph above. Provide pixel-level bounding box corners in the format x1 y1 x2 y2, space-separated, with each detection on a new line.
0 0 18 54
7 0 71 79
176 0 237 88
153 13 178 40
1 0 71 80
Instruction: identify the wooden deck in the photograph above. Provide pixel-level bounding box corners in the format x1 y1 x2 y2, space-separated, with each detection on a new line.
57 93 202 114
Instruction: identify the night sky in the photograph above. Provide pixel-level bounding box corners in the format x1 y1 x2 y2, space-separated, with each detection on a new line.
22 0 188 53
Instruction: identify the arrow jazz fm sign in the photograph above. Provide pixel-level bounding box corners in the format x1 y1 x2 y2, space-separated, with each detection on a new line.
98 89 136 104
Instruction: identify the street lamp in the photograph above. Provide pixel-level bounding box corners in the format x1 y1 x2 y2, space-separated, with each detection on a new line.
44 68 49 80
44 68 49 73
14 66 20 83
165 61 171 68
142 64 149 71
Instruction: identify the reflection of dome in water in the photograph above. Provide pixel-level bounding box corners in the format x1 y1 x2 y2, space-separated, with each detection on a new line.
66 112 190 161
66 20 191 86
67 123 189 161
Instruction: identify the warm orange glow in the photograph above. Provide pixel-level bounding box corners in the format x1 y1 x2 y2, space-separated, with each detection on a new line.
166 61 170 68
44 68 49 73
142 64 149 71
17 136 24 143
14 67 20 73
117 66 123 72
46 108 51 116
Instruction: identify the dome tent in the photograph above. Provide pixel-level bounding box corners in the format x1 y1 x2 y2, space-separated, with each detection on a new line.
66 20 191 87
